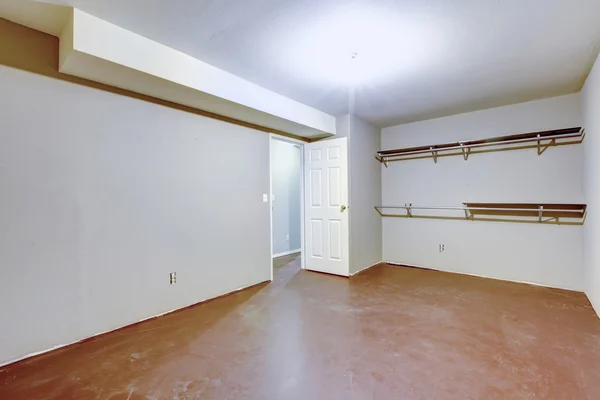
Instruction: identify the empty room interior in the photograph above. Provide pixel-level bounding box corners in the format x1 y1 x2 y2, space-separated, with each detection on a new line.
2 0 600 399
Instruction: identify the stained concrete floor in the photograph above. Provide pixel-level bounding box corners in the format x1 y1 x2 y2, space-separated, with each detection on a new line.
2 258 600 399
273 252 300 270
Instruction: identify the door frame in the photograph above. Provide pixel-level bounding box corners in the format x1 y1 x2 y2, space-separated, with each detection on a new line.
269 134 306 281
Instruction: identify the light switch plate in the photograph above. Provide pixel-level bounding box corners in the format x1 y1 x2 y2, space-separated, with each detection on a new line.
262 194 268 202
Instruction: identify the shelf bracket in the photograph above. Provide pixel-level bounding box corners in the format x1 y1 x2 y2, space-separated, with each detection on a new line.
376 156 388 167
406 203 412 218
430 147 438 163
537 135 556 156
464 208 471 220
538 205 544 222
460 144 470 161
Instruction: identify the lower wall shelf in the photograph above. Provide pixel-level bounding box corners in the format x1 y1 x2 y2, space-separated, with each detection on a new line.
375 203 587 225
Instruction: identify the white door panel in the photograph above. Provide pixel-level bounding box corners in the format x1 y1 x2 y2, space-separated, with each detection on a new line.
310 219 323 258
310 169 322 206
304 138 349 276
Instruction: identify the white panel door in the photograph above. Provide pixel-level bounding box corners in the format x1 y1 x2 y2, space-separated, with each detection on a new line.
304 138 349 276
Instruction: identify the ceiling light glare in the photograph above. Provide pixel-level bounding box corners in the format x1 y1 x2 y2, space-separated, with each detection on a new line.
276 4 444 87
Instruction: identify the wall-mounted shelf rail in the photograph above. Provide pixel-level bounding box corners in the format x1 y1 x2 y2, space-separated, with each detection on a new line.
376 127 584 166
375 203 587 225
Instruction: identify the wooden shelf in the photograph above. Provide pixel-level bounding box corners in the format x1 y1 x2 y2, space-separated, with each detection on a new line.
377 127 584 165
375 203 587 225
463 203 586 219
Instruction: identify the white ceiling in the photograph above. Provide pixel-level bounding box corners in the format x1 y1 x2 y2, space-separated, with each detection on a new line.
32 0 600 127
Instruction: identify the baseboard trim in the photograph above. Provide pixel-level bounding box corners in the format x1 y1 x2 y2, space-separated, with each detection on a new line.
384 261 583 293
272 249 301 258
350 261 384 277
384 261 437 272
0 279 270 368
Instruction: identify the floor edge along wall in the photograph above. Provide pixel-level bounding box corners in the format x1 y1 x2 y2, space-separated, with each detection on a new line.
0 280 270 368
384 261 586 293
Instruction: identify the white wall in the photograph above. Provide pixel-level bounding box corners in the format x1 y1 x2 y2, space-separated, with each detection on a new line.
381 94 584 290
583 54 600 316
271 139 301 255
0 66 272 366
348 115 382 274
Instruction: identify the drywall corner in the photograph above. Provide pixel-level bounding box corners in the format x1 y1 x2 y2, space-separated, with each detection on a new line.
335 115 351 138
324 115 382 274
58 7 73 72
348 115 383 275
582 52 600 318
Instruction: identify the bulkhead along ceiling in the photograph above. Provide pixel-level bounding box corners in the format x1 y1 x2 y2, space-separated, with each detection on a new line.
39 0 600 127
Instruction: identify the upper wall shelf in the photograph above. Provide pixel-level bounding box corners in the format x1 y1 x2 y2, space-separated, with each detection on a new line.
376 127 584 166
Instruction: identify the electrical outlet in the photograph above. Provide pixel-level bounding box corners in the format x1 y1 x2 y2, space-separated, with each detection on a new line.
169 272 176 285
286 234 289 241
262 194 268 203
439 244 445 253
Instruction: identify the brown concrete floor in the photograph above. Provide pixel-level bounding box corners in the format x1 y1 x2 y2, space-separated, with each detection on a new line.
272 252 300 270
2 260 600 400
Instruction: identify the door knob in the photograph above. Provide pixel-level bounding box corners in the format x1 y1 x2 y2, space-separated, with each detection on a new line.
340 205 347 212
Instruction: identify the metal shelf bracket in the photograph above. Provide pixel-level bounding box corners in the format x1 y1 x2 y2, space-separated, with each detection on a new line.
537 135 556 156
376 156 389 168
460 143 470 161
431 147 438 164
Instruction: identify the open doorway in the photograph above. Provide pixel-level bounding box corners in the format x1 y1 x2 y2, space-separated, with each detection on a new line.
270 135 303 279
